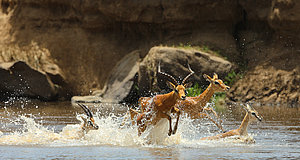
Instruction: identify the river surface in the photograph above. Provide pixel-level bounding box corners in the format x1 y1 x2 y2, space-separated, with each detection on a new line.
0 99 299 159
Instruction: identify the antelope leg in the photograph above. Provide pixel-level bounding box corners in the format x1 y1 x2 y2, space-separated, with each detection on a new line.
160 111 173 136
204 107 223 123
199 112 225 132
171 107 181 135
129 108 139 125
137 113 148 136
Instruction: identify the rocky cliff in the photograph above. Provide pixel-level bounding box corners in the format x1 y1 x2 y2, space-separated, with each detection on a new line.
0 0 299 105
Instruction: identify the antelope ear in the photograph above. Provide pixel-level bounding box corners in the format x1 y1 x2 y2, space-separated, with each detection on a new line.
166 81 176 90
213 73 218 79
184 82 193 88
203 74 213 82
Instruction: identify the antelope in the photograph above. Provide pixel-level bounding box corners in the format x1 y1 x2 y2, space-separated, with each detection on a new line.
75 103 99 138
175 73 230 132
135 62 194 136
200 104 262 141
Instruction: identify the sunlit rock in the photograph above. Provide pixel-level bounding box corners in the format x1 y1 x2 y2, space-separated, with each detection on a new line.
138 46 235 97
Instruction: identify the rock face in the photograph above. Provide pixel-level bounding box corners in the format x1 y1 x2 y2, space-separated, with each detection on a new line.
226 0 300 105
138 47 234 97
0 0 300 104
0 0 242 98
228 65 300 105
227 57 300 106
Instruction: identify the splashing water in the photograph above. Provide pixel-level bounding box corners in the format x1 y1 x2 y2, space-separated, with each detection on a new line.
0 99 264 148
1 101 300 159
0 109 256 147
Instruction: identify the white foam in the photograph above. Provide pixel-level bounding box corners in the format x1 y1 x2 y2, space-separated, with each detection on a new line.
0 111 256 147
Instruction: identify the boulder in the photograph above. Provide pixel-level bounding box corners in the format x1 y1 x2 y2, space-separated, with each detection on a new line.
72 50 141 104
138 46 235 97
99 50 140 103
0 61 59 100
0 41 70 101
72 47 235 104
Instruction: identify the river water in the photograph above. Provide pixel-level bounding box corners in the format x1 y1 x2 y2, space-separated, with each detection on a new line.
0 99 299 159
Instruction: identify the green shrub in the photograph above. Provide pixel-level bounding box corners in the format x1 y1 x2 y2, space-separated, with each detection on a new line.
186 83 226 112
224 70 244 86
186 83 204 97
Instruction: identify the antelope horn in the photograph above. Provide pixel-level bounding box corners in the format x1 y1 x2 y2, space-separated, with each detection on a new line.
246 104 253 111
77 103 93 118
213 72 218 80
182 63 194 85
158 61 178 86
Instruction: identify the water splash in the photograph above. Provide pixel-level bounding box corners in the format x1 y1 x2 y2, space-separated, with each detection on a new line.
0 108 257 147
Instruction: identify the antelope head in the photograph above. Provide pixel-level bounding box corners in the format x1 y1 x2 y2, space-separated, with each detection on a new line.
159 62 194 100
203 73 230 92
243 104 262 122
77 103 99 132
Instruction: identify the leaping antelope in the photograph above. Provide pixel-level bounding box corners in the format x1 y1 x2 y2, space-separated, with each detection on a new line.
200 104 262 141
175 73 230 132
135 62 194 136
76 103 99 138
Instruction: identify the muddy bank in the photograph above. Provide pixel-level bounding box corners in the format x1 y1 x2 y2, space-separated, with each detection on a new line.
0 0 299 104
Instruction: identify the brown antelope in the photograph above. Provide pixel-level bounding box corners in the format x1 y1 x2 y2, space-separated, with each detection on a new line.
200 104 262 141
76 103 99 138
135 62 194 136
175 73 230 132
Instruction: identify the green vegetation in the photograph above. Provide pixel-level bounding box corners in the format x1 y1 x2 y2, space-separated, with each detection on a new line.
185 70 244 113
224 70 244 86
186 82 203 97
186 82 226 113
212 71 244 112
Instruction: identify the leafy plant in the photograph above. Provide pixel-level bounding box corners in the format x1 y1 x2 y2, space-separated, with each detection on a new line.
186 83 204 97
224 70 244 86
202 45 209 52
187 83 226 113
210 71 244 112
178 43 192 49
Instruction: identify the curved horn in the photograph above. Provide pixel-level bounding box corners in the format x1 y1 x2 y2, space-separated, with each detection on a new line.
77 103 93 118
182 63 194 85
158 61 178 86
